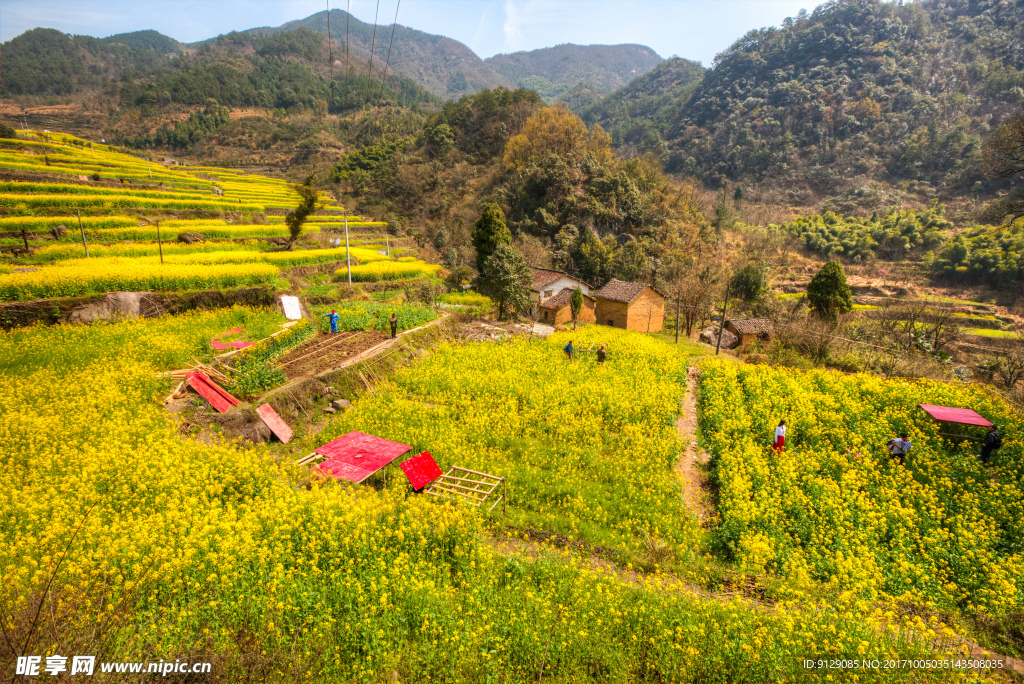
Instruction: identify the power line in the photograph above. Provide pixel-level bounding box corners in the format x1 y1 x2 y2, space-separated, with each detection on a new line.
364 0 381 106
344 0 350 111
378 0 401 102
327 1 333 102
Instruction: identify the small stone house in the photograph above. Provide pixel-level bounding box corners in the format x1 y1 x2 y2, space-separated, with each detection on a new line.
592 279 666 332
725 318 773 349
529 268 590 318
537 288 596 326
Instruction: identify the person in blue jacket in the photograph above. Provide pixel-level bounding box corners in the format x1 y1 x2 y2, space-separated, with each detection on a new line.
323 309 340 333
563 340 574 360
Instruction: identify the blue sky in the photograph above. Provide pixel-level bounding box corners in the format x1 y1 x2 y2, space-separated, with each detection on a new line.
1 0 826 65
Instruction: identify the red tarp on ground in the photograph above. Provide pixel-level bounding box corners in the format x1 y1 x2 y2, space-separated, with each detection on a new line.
256 403 293 444
400 451 443 490
210 327 254 351
185 371 239 413
313 431 411 484
918 403 993 427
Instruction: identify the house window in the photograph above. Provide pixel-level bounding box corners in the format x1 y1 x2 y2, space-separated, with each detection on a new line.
543 311 549 320
607 319 614 327
543 290 553 298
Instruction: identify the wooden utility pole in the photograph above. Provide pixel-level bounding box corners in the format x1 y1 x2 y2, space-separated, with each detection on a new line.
715 282 731 356
674 287 681 344
344 212 352 285
21 229 29 252
76 210 90 257
156 220 164 264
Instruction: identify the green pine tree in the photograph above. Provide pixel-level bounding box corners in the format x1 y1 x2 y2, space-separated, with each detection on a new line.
472 203 512 273
480 244 532 321
285 175 323 249
807 260 853 320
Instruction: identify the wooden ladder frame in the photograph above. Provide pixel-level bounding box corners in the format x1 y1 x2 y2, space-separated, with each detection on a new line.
426 466 506 513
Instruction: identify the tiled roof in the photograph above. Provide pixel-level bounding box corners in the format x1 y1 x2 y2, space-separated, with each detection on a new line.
728 318 773 335
592 279 662 303
538 288 593 310
530 268 566 291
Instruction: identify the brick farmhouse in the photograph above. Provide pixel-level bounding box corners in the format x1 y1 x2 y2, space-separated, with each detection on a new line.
537 288 596 326
528 268 590 319
592 279 666 332
724 318 774 349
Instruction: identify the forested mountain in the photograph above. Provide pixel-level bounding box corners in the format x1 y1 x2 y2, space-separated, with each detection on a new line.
636 0 1024 200
238 10 509 99
0 28 174 97
575 57 707 156
103 30 183 54
0 26 437 111
485 44 663 101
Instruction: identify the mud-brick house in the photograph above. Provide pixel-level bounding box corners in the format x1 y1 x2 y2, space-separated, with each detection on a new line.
528 268 590 318
592 279 666 332
537 288 597 326
725 318 773 349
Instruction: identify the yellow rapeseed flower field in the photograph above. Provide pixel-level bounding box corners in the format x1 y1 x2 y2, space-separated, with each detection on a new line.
699 360 1023 615
0 313 976 681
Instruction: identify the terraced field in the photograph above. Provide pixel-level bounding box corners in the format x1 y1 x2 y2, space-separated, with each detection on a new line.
0 130 438 303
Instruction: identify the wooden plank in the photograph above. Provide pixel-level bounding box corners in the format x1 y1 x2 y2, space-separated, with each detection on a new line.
436 472 500 488
450 466 505 482
432 480 492 498
185 373 233 413
163 381 185 404
256 403 293 444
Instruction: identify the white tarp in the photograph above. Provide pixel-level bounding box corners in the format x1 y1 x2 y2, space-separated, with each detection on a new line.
281 295 303 320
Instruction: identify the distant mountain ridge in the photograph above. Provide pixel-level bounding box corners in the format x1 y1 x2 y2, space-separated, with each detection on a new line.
1 11 666 103
228 10 510 99
104 30 183 54
485 43 663 101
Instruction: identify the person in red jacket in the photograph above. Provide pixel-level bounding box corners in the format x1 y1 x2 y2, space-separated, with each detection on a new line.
773 419 786 453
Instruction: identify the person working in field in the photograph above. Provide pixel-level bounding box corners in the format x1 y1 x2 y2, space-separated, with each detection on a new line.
389 313 398 339
887 432 911 465
980 425 1002 465
597 344 607 363
323 309 340 334
564 340 574 360
772 419 786 453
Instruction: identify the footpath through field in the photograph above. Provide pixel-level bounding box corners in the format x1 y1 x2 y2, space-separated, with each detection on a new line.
675 366 715 526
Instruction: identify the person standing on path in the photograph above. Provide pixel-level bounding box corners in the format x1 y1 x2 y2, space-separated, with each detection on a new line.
980 425 1002 465
389 313 398 339
596 344 607 363
773 419 786 453
323 309 340 334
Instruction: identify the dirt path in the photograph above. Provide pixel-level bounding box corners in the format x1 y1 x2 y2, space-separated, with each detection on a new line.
675 366 715 526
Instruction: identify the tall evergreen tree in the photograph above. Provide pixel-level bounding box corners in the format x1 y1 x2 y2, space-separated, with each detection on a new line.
480 244 531 321
807 260 853 320
472 203 512 273
285 175 323 249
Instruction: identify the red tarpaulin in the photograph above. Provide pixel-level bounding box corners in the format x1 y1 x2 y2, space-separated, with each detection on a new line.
256 403 293 444
313 431 411 484
918 403 993 427
400 451 443 490
210 327 254 351
185 371 239 413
